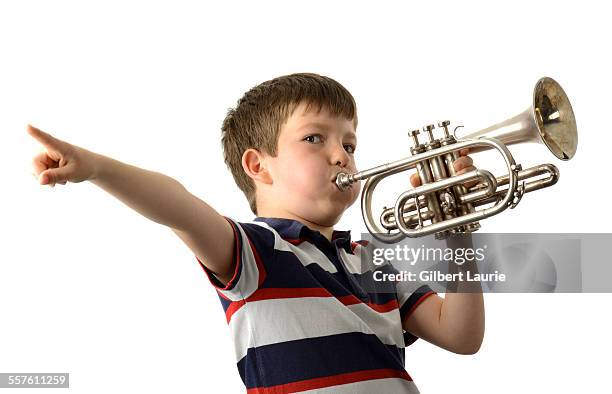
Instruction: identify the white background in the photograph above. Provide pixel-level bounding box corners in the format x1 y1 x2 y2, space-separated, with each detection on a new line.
1 1 611 393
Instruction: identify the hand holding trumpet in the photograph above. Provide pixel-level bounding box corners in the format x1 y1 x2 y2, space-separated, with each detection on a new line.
410 148 478 188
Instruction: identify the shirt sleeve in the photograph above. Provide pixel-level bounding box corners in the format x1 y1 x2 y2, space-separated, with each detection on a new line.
195 216 273 301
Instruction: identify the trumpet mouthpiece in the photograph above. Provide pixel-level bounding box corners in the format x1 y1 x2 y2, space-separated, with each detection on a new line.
335 172 352 191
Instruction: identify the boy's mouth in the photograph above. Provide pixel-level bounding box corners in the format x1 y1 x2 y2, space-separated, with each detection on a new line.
331 170 348 182
331 172 352 191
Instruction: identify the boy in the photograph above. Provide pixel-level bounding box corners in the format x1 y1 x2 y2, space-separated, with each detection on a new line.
28 73 484 393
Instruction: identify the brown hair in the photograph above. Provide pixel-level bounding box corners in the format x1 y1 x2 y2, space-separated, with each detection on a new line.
221 72 358 214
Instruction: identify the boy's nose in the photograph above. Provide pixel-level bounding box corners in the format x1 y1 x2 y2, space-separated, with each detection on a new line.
331 144 350 167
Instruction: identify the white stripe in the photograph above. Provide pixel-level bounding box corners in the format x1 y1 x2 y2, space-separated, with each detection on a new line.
300 377 419 393
348 302 405 347
253 221 338 273
217 221 261 301
228 297 405 361
339 247 368 274
340 243 401 276
227 304 254 362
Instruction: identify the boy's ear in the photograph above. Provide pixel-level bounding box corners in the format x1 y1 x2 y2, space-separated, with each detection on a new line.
242 148 273 184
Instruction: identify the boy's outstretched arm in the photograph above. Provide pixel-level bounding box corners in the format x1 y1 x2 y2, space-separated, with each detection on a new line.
27 124 236 285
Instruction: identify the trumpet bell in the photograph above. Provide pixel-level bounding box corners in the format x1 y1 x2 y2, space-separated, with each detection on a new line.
533 77 578 160
459 77 578 161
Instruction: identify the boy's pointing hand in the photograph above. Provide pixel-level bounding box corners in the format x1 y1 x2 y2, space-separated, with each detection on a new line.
27 124 98 188
409 149 478 188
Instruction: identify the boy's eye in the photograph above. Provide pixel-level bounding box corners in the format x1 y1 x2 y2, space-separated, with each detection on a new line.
303 135 355 154
304 135 323 144
344 144 356 154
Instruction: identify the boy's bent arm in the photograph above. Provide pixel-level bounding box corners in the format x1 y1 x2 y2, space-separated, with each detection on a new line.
402 292 484 355
90 153 236 284
402 236 485 355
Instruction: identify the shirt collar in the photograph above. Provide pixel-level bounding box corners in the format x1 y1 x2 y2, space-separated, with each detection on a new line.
253 217 353 252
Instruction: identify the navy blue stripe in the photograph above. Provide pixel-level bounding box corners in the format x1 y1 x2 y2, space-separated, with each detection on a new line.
399 284 435 321
210 222 402 312
353 264 403 301
236 332 407 388
404 331 418 347
256 248 399 305
239 222 277 263
325 269 399 305
259 249 335 288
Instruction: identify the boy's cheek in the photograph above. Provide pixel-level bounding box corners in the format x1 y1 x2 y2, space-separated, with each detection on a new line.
348 181 362 202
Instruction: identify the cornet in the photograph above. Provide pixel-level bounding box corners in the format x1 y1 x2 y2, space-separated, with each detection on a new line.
335 77 578 243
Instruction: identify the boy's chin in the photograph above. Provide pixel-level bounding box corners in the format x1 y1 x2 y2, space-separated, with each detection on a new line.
306 204 354 226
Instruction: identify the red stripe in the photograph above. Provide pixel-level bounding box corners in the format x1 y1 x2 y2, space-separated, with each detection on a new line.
246 368 412 393
365 298 399 313
224 300 245 324
337 294 399 313
248 236 267 287
406 290 436 318
225 288 332 322
247 287 332 302
225 288 399 323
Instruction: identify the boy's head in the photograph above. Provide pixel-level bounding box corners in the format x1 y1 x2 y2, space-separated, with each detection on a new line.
222 73 361 225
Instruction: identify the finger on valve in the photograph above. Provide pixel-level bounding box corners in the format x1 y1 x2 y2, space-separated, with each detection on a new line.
410 173 422 187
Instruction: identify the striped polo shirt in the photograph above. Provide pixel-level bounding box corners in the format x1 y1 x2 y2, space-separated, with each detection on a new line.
196 216 436 393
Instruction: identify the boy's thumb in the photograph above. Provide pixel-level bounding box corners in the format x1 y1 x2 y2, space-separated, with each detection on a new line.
40 169 68 185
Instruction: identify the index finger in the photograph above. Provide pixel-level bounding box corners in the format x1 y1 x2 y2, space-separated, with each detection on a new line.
459 148 470 157
27 124 61 149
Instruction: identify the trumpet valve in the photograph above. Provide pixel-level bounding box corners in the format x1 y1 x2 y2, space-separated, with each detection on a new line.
407 129 421 143
438 120 452 139
467 222 482 232
423 124 436 142
408 129 425 154
439 191 456 215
